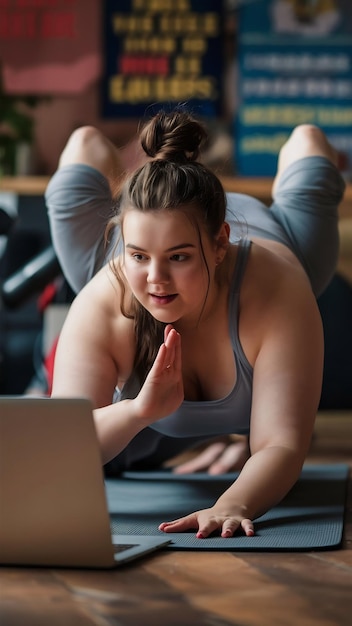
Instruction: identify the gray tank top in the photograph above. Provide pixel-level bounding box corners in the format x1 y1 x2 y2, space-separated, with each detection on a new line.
117 239 253 437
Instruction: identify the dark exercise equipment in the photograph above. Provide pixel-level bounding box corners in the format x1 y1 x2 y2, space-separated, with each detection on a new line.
1 246 61 309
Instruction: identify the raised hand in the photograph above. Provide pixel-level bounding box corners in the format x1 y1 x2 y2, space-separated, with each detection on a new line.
134 324 184 425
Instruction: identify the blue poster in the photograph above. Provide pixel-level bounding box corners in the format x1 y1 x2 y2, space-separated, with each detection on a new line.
102 0 224 119
236 0 352 175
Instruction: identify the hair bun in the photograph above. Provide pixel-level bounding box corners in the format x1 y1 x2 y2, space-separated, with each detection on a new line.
140 109 207 163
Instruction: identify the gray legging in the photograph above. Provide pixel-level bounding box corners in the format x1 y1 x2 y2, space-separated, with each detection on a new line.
46 155 345 298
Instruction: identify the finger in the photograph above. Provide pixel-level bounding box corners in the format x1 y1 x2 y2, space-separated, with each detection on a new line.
172 442 227 474
208 440 250 475
158 513 198 533
165 325 180 348
173 329 182 372
221 518 254 538
164 324 174 342
221 519 241 538
241 518 255 537
196 518 222 539
155 332 176 371
163 328 180 369
154 342 171 372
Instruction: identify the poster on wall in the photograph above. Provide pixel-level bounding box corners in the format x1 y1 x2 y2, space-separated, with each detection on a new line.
236 0 352 176
102 0 224 119
0 0 101 94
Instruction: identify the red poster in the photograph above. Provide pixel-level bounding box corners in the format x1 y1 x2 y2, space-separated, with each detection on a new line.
0 0 102 94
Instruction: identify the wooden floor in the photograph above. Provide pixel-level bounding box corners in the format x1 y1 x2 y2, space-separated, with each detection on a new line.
1 412 351 626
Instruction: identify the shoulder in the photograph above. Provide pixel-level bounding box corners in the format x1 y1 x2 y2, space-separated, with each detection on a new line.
237 242 322 363
66 260 134 338
247 241 306 284
75 260 123 305
245 241 318 316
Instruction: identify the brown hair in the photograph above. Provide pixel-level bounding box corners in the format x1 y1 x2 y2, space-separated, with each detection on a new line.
106 108 227 383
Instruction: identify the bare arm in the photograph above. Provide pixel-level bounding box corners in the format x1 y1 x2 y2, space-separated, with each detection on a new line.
93 323 184 464
51 268 184 464
160 270 323 537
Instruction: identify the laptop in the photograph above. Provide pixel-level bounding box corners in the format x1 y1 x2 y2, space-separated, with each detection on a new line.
0 396 170 568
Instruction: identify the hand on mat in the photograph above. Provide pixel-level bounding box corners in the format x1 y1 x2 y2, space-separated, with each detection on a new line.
159 505 254 538
172 435 250 475
134 325 184 424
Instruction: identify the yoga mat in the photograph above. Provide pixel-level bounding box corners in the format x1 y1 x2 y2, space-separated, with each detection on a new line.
106 464 349 551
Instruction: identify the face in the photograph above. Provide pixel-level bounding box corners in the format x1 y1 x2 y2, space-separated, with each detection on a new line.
121 208 219 325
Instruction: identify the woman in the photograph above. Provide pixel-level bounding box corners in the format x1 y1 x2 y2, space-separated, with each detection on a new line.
47 109 345 538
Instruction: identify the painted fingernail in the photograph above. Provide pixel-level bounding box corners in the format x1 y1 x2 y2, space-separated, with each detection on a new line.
196 532 205 539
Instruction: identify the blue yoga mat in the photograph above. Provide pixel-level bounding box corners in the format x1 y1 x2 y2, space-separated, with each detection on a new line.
106 464 349 551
